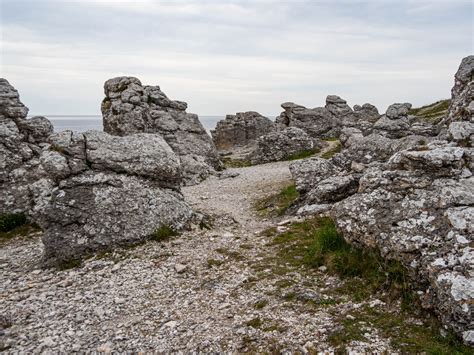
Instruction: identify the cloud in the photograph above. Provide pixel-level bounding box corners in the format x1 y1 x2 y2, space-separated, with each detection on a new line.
0 0 472 117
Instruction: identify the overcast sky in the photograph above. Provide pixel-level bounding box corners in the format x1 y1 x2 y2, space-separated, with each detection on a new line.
1 0 472 116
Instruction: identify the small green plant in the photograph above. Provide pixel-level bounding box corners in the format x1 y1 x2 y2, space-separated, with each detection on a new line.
101 98 112 110
255 184 299 216
150 225 177 242
0 213 27 232
254 299 268 309
222 157 252 168
57 257 82 271
321 141 342 159
207 258 224 268
246 317 263 328
286 148 320 161
322 137 339 142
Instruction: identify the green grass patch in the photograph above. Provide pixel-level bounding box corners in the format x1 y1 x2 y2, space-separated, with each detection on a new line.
409 99 450 123
254 299 269 309
222 157 252 168
329 306 472 354
286 148 320 161
270 217 413 307
150 225 177 242
260 217 469 353
246 317 263 329
321 141 342 159
207 258 224 268
255 184 299 217
0 223 40 244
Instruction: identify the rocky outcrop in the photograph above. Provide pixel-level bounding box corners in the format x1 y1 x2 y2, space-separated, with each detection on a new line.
448 55 474 123
332 144 473 343
250 127 320 164
0 78 198 266
101 76 222 185
39 130 198 265
276 96 382 139
0 79 54 214
211 111 275 151
276 101 340 139
288 56 474 344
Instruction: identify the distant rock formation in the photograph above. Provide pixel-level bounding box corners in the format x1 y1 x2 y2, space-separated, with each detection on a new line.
0 78 198 266
289 56 474 344
250 127 319 165
101 76 222 185
211 111 275 151
276 95 380 139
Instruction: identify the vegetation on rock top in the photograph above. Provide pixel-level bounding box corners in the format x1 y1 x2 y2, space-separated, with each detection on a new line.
409 99 450 123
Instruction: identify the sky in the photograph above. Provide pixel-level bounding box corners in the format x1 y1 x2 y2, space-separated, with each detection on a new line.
0 0 473 117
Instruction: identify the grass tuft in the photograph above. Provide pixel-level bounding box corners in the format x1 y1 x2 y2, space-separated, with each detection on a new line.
222 157 252 168
0 213 27 232
321 141 342 159
150 225 177 242
255 184 299 216
286 148 320 161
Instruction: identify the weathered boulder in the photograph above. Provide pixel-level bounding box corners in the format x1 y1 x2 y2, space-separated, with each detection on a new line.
447 55 474 122
331 145 473 342
373 103 412 138
38 172 195 266
276 96 380 139
211 111 275 151
333 133 430 170
448 121 474 146
36 130 197 265
250 127 320 164
275 101 340 138
101 76 222 185
290 157 342 193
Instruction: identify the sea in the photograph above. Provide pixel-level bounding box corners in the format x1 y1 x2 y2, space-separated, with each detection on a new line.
36 115 224 134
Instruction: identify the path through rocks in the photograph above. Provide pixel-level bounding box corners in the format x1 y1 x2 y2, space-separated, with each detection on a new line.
1 157 394 353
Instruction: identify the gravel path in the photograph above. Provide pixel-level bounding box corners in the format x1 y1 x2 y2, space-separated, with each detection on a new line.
0 160 393 353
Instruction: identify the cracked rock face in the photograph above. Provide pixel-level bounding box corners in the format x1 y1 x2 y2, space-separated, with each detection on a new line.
101 76 222 185
211 111 275 151
1 78 197 266
37 172 196 266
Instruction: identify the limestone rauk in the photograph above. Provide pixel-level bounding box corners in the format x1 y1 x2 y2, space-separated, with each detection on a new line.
0 78 200 266
101 76 222 185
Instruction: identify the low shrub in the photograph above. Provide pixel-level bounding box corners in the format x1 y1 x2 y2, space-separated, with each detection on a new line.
0 213 27 232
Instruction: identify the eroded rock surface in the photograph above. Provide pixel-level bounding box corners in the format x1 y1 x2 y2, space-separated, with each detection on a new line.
101 77 222 185
211 111 275 151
